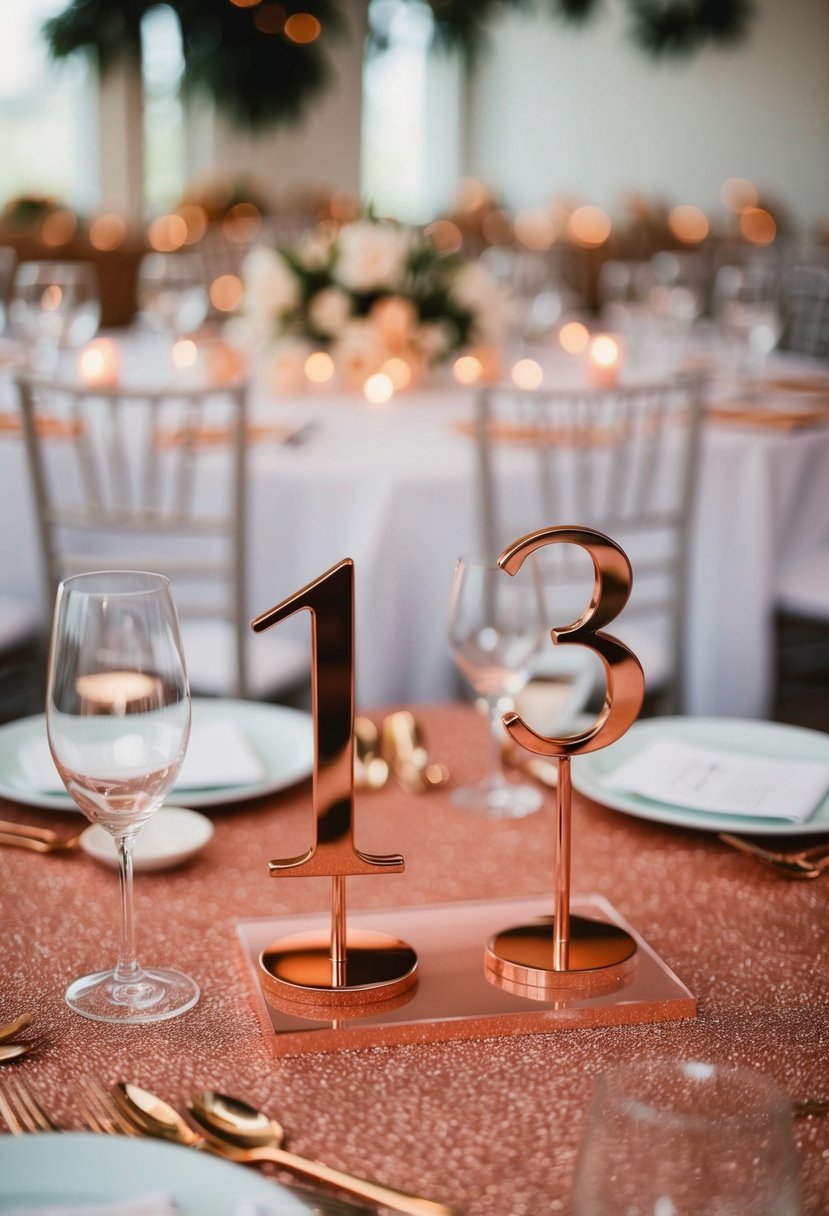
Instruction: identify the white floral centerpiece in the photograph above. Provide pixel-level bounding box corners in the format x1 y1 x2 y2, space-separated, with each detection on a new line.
232 217 505 392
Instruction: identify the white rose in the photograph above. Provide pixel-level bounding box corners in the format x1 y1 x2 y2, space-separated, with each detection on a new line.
332 319 388 388
308 287 352 337
242 246 300 319
295 225 337 272
451 260 506 342
415 320 455 362
334 221 411 293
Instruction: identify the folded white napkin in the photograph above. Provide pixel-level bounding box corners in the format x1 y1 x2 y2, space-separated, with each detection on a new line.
604 737 829 823
18 720 264 795
4 1195 178 1216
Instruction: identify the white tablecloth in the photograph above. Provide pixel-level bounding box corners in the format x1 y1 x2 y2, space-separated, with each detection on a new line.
2 346 828 717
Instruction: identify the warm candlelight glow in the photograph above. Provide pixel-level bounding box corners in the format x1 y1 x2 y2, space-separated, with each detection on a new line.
514 207 558 251
720 178 758 212
453 355 483 385
40 284 63 312
587 334 623 386
668 205 709 244
40 208 77 247
148 214 188 252
284 12 322 42
254 3 286 32
89 212 127 251
382 357 412 390
172 338 198 368
740 207 777 246
567 206 611 248
305 350 335 383
222 202 263 244
559 321 590 354
209 274 243 313
76 670 161 713
424 219 463 255
364 373 394 405
176 204 209 245
511 358 544 390
78 338 120 387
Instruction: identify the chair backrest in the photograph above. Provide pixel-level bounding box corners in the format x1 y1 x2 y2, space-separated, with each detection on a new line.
16 371 250 697
778 263 829 359
475 373 703 711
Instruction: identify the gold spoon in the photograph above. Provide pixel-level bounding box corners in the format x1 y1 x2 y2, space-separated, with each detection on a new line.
354 718 389 791
0 1014 32 1044
0 1042 36 1063
188 1090 456 1216
0 830 84 854
381 712 449 794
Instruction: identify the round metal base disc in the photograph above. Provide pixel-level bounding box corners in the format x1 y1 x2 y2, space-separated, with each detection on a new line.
485 915 638 996
259 929 418 1009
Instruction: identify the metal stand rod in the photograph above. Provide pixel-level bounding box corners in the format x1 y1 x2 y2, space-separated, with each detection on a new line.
554 756 572 971
331 875 347 988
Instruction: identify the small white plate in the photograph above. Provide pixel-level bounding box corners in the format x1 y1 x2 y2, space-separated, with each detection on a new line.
80 807 214 871
572 716 829 836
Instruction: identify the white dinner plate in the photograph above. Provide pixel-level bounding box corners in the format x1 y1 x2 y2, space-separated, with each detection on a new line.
0 698 313 813
80 806 215 870
572 716 829 836
0 1132 311 1214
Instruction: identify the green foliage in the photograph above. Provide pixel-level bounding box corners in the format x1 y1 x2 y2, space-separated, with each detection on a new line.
44 0 757 133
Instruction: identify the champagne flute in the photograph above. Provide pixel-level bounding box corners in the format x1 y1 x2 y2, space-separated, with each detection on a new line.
572 1059 801 1215
448 553 546 817
47 570 199 1023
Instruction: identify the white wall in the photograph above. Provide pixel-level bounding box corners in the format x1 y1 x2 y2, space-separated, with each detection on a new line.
464 0 829 232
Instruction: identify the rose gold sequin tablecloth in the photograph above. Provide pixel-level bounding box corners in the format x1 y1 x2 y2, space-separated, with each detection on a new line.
1 703 827 1214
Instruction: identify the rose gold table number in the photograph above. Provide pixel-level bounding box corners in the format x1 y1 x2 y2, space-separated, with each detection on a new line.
485 525 646 998
251 559 418 1010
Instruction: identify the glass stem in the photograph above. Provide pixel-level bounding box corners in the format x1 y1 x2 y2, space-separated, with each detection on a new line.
487 698 509 788
114 832 141 983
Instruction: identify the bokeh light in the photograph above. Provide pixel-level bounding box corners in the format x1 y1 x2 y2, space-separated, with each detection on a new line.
176 204 208 246
222 202 263 244
739 207 777 245
567 206 611 248
514 207 558 251
720 178 758 212
511 358 543 390
668 205 709 244
425 219 463 255
364 373 394 405
148 214 187 252
172 338 198 369
589 334 621 367
209 274 243 312
40 209 77 246
89 213 127 251
559 320 590 354
305 351 335 383
453 355 483 386
382 357 412 390
254 4 286 33
284 12 322 42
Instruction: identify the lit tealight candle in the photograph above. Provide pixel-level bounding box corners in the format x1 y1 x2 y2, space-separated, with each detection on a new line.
363 372 395 406
78 338 121 388
559 320 590 355
586 334 623 387
76 671 161 714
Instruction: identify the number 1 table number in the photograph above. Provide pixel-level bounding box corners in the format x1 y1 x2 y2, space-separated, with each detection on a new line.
251 559 418 1010
485 525 646 997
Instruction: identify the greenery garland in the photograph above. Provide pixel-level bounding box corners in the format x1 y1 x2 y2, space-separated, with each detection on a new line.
45 0 756 132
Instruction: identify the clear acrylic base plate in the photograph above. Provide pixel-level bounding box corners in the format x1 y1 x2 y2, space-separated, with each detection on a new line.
236 894 696 1056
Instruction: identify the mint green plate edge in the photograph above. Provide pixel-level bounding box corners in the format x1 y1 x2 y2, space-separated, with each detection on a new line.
571 716 829 836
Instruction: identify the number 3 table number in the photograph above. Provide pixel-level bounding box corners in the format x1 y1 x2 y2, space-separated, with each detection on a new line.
251 559 418 1011
485 525 646 997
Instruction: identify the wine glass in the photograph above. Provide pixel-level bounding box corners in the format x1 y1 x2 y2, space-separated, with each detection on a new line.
572 1059 801 1215
448 553 546 817
137 251 209 336
9 260 100 370
47 570 200 1023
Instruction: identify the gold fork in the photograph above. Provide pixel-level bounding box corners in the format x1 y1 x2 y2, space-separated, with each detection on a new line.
0 1077 60 1134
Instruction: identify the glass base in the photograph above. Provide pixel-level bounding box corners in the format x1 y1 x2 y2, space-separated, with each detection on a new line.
450 776 543 819
65 966 200 1024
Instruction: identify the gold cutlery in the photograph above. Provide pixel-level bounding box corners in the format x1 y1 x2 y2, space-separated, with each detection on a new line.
718 833 829 879
0 1043 35 1064
0 819 84 853
0 1078 58 1132
353 717 389 791
381 711 449 795
0 1013 32 1044
95 1081 454 1215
